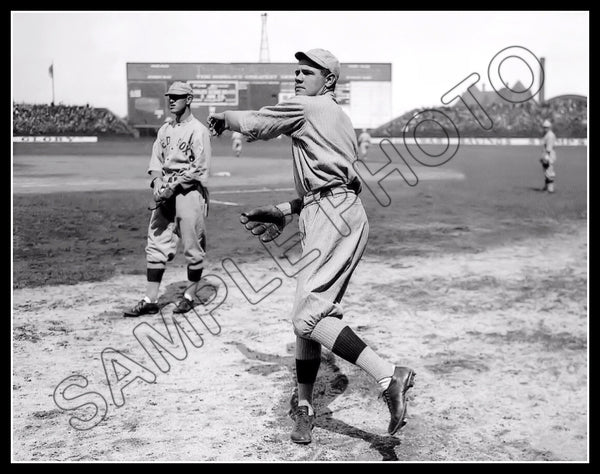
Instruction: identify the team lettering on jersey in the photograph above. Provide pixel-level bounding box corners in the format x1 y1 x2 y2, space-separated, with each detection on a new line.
177 138 195 161
159 133 195 163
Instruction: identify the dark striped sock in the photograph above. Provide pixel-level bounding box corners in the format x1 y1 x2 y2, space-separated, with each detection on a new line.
295 337 321 384
331 326 366 364
296 336 321 360
312 317 394 382
311 317 365 364
296 359 321 384
187 267 203 282
147 268 165 283
356 347 395 383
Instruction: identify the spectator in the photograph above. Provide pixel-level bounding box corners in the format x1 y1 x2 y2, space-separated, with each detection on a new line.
372 96 587 139
13 102 134 136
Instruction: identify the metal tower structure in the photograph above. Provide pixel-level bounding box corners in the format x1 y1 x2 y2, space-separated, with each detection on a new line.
259 13 270 63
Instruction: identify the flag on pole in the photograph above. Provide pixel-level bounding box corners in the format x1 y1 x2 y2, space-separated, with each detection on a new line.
49 62 55 105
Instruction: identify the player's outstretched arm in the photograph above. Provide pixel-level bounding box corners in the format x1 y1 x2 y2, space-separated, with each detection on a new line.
209 98 305 141
208 111 248 136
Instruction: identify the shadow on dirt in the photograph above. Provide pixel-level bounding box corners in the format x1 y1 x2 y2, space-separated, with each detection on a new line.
157 279 219 309
229 341 401 461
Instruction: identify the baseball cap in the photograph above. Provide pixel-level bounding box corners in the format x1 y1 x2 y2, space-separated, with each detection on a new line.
542 119 552 127
165 81 193 96
295 48 340 80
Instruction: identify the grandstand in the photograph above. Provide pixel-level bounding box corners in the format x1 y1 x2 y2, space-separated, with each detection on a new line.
12 84 586 140
13 103 136 137
372 87 587 138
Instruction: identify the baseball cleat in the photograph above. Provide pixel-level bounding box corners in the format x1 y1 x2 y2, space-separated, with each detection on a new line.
381 366 416 435
290 406 315 444
173 296 195 314
123 299 159 318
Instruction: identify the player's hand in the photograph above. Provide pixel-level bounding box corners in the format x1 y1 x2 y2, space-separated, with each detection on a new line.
207 113 228 136
240 205 287 242
153 180 164 201
154 184 174 203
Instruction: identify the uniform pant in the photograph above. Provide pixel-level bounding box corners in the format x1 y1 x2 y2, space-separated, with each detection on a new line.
146 187 207 281
359 141 370 157
541 151 557 184
291 188 369 338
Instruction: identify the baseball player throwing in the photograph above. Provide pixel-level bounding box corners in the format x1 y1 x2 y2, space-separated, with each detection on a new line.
208 49 415 445
124 81 212 317
540 119 557 193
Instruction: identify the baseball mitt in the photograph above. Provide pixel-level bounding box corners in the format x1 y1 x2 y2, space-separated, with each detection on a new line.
540 153 551 167
240 205 289 242
148 182 175 211
156 185 175 202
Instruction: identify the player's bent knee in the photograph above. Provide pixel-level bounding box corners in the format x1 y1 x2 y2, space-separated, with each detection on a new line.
292 317 315 338
146 248 167 265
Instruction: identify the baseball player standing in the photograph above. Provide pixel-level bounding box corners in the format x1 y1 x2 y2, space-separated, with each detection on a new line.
357 128 371 160
231 131 244 157
540 119 557 193
124 81 212 317
208 49 415 445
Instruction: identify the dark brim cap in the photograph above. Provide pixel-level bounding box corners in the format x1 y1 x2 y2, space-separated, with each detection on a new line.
295 48 340 80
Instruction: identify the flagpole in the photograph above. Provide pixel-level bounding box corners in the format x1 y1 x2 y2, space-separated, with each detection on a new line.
50 61 55 105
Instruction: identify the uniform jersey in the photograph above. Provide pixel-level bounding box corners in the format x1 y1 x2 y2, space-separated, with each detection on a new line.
358 132 371 144
225 91 361 198
543 130 557 162
148 114 211 188
146 113 210 276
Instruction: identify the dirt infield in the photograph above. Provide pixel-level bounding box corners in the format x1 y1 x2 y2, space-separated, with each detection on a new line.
12 143 588 461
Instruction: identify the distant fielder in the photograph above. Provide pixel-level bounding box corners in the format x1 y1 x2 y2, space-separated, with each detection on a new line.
357 128 371 160
124 81 212 317
208 48 415 445
231 131 244 157
540 119 557 193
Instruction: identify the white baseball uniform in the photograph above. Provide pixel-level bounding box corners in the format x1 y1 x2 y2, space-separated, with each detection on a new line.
224 91 367 336
542 129 557 184
146 114 211 280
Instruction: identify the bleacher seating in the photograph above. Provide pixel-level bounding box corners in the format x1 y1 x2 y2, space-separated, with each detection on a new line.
372 96 587 138
13 103 135 136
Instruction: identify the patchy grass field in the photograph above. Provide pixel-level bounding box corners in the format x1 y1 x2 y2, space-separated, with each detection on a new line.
12 141 587 461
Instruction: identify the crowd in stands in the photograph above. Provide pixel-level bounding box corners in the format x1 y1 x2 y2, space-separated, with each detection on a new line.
13 103 134 136
372 96 587 138
14 95 587 139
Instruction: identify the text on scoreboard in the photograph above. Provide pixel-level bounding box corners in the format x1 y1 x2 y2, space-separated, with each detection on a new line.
188 81 238 106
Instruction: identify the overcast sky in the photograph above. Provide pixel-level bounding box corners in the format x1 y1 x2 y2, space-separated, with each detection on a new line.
11 10 589 118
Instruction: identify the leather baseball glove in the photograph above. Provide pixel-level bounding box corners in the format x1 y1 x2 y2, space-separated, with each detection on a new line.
155 184 175 203
148 179 176 211
240 205 291 242
540 153 551 167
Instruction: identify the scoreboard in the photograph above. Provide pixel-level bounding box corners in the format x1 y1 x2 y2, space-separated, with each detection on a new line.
126 62 392 131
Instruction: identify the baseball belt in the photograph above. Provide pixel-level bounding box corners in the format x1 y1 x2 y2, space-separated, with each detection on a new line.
302 184 356 207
